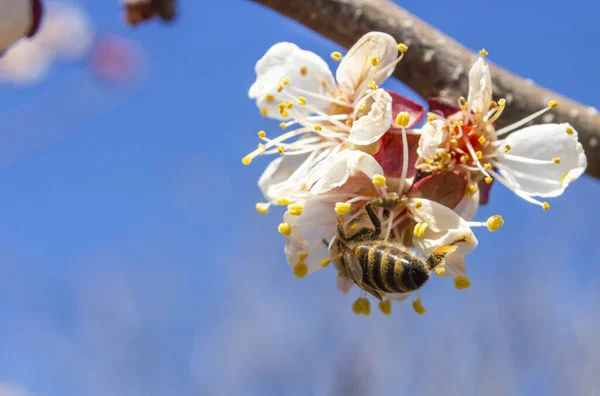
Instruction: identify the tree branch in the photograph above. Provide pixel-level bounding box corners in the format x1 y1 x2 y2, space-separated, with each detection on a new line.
250 0 600 179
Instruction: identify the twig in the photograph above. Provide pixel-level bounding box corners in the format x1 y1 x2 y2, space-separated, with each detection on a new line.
250 0 600 179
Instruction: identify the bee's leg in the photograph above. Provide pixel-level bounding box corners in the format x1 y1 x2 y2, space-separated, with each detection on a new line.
361 193 407 239
426 236 470 270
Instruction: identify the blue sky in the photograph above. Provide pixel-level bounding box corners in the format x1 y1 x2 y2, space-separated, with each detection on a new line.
0 0 598 395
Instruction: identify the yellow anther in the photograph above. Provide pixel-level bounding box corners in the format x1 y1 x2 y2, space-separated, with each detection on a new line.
475 151 483 159
485 176 493 184
320 257 332 267
278 223 292 235
288 203 304 216
352 299 362 315
314 124 323 131
300 66 308 75
460 155 468 164
370 56 380 66
397 43 408 53
367 80 378 90
434 266 446 276
260 107 268 116
345 118 353 126
413 222 429 239
543 202 550 211
286 101 293 109
361 298 371 316
258 130 266 138
279 122 287 129
372 174 387 188
242 156 252 165
412 298 426 315
427 114 436 121
450 139 458 145
484 162 492 170
277 197 292 205
282 77 290 86
298 252 309 261
479 48 488 56
294 262 308 278
331 51 343 61
454 275 471 290
455 120 463 127
553 157 561 164
548 100 558 108
504 144 512 153
280 110 289 117
395 111 410 127
379 300 391 315
298 96 307 106
486 215 504 231
277 84 283 93
415 200 422 209
478 135 487 144
425 158 434 165
466 183 477 196
255 202 269 215
278 102 286 109
566 127 574 135
265 94 275 103
358 102 367 113
335 202 352 215
498 98 506 107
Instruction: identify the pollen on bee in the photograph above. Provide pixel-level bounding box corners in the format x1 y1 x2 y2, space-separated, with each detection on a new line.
379 300 391 315
395 112 410 127
335 202 352 215
265 94 275 103
257 130 266 138
300 66 308 75
287 203 304 216
548 100 558 108
370 56 380 66
397 43 408 53
412 298 426 315
294 262 308 278
486 215 504 231
255 202 269 214
278 223 292 235
331 51 343 61
320 257 332 267
434 266 446 276
372 174 387 187
553 157 561 164
454 275 471 290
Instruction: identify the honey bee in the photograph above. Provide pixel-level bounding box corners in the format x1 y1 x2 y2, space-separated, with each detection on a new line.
332 193 466 300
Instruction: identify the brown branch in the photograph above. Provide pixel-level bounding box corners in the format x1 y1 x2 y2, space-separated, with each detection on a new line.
250 0 600 179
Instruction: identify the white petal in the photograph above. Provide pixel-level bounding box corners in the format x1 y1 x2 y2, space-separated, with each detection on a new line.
347 89 392 145
336 274 355 294
0 0 34 52
0 40 50 84
248 42 335 120
309 149 384 194
409 198 478 257
497 123 587 197
336 32 398 98
284 200 337 275
258 154 310 201
467 57 492 115
416 120 445 159
445 254 467 276
454 190 479 221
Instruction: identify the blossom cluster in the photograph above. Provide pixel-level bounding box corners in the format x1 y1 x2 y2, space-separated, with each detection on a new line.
243 32 587 316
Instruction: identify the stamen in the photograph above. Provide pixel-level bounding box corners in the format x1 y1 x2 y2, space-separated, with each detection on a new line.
372 174 387 188
277 197 292 205
282 77 291 86
278 223 292 235
298 97 307 106
454 275 471 290
478 135 487 144
553 157 561 164
428 114 437 121
331 51 343 61
367 81 378 90
395 111 410 127
484 163 492 170
277 146 285 154
300 66 308 76
320 257 332 267
370 56 380 66
548 100 558 108
379 300 392 315
486 168 549 208
504 145 512 153
543 202 550 211
462 132 491 178
413 222 429 238
398 124 409 193
502 154 558 165
287 203 304 216
335 202 352 215
485 215 504 231
294 262 308 278
260 107 268 117
415 201 422 209
257 130 266 138
434 266 446 276
479 48 488 56
495 106 554 136
412 298 426 315
255 202 270 215
485 176 493 184
397 43 408 53
265 94 275 103
466 184 477 195
566 127 574 135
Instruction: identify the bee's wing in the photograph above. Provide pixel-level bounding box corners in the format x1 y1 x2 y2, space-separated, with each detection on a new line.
339 243 364 285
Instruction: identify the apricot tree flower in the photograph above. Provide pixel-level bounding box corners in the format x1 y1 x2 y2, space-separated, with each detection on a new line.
418 51 587 210
243 32 413 203
0 0 43 54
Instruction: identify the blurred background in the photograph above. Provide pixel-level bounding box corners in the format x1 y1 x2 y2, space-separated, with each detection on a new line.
0 0 598 395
